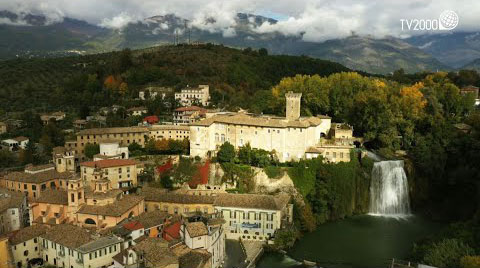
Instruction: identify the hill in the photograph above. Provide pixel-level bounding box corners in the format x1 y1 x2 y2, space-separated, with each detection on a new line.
0 12 448 74
461 58 480 71
0 44 352 113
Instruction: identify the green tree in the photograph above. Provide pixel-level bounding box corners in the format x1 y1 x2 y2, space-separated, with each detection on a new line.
217 142 235 163
84 143 100 159
423 239 474 268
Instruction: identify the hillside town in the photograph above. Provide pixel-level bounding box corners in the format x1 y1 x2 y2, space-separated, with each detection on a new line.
0 83 360 268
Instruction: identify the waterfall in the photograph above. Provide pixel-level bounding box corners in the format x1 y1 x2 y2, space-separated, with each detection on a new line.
369 160 411 216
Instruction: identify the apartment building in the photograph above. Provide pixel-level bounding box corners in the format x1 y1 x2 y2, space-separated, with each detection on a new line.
8 224 49 268
174 85 210 107
75 127 149 155
140 187 215 215
173 106 207 125
80 159 139 190
148 125 190 141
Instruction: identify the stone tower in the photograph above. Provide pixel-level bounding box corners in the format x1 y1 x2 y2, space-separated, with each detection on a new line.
285 91 302 121
67 176 85 220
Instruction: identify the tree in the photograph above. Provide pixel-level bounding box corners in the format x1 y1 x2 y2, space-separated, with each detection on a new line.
423 239 474 268
21 140 38 165
273 228 298 250
217 142 235 163
258 48 268 56
84 143 100 159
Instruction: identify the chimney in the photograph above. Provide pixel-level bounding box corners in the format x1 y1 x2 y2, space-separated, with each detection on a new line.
285 91 302 121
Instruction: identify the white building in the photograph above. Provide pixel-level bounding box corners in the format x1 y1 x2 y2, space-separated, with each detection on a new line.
1 139 19 151
13 137 29 149
190 92 332 162
175 85 210 107
181 216 225 268
40 224 122 268
139 86 172 100
213 193 292 242
8 224 49 268
127 107 148 116
0 189 29 235
93 142 129 161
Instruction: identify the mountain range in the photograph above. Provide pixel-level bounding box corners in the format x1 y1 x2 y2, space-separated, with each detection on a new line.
1 10 480 74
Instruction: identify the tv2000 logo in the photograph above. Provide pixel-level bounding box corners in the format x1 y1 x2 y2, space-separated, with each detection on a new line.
401 10 458 31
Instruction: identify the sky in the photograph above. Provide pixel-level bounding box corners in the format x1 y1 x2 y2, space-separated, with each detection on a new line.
1 0 479 41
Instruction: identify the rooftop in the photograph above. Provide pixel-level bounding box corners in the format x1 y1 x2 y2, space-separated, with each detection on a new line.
190 112 330 128
5 169 71 184
128 210 170 229
214 193 290 211
149 124 190 131
178 249 211 268
77 195 144 217
140 187 215 204
13 136 29 142
174 106 207 112
8 224 49 245
77 126 148 135
77 235 122 253
34 189 68 205
0 189 25 213
80 159 138 168
41 224 94 249
133 237 179 267
185 222 208 238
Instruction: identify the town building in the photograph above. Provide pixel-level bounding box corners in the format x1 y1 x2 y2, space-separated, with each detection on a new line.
148 125 190 141
175 85 210 107
40 224 122 268
53 147 77 173
80 159 139 191
40 112 66 125
190 92 333 162
461 85 480 106
213 193 292 242
13 137 29 150
31 176 145 229
173 106 207 125
0 122 6 134
73 119 87 129
7 224 49 268
140 187 215 216
305 123 355 163
181 214 225 268
143 115 159 125
93 142 129 161
0 189 29 235
1 139 19 151
75 127 149 155
139 86 172 100
127 107 148 116
0 164 72 201
112 237 179 268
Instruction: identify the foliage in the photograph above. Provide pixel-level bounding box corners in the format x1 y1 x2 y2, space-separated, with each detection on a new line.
221 163 254 193
422 239 474 268
0 149 19 168
172 157 196 184
273 227 298 250
264 165 282 179
217 142 235 163
84 143 100 159
461 256 480 268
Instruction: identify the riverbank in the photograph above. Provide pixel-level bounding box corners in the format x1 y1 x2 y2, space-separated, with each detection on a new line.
257 214 445 268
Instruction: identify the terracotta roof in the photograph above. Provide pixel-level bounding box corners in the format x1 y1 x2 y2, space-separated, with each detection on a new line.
77 195 144 217
214 193 289 210
25 163 55 172
129 210 170 229
163 221 181 241
123 221 143 231
133 237 179 267
8 224 49 245
190 112 330 128
77 127 148 135
80 159 138 168
179 249 211 268
35 189 68 205
185 222 208 238
140 187 215 204
4 170 71 183
149 125 190 131
13 136 29 142
41 224 94 249
0 189 24 213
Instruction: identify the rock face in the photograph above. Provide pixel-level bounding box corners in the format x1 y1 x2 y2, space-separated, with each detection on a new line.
251 167 296 195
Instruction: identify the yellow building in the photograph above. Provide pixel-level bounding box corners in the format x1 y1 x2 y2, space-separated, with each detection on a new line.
149 125 190 141
7 224 49 268
140 187 215 216
80 159 139 191
0 236 14 268
75 127 149 155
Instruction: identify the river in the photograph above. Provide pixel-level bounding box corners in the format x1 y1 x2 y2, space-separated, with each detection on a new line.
257 215 444 268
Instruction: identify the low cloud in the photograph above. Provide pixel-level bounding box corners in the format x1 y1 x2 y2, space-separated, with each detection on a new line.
0 0 479 41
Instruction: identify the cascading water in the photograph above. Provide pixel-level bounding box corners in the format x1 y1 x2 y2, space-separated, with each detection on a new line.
369 160 411 216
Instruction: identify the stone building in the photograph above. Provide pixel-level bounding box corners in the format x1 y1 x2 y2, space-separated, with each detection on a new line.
80 159 139 191
213 193 292 242
53 147 77 173
190 92 332 162
148 125 190 141
175 85 210 107
173 106 207 125
75 127 149 155
7 224 49 268
0 189 29 235
0 164 72 201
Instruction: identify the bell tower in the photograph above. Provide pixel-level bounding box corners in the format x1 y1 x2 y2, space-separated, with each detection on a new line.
285 91 302 121
67 176 85 221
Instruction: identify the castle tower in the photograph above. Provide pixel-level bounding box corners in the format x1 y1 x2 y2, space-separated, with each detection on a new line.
285 91 302 121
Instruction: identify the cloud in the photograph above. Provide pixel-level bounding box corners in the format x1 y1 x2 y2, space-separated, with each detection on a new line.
99 12 137 29
0 0 479 41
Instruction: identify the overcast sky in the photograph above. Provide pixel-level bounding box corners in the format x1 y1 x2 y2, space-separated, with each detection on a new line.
1 0 479 41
